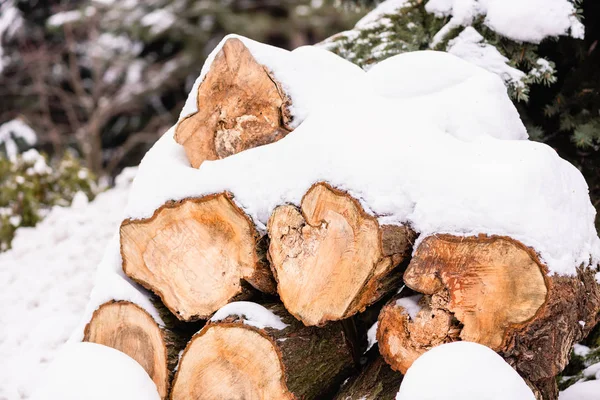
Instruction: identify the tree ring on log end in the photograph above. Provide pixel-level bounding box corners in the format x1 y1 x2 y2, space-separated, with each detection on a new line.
379 234 549 376
171 324 294 400
404 235 548 350
83 300 169 399
268 182 414 326
120 194 274 321
174 37 293 168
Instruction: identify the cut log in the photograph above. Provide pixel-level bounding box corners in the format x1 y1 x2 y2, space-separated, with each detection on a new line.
268 182 415 326
120 194 275 321
83 300 181 399
377 293 460 375
171 302 354 399
174 37 293 168
378 234 600 400
334 356 402 400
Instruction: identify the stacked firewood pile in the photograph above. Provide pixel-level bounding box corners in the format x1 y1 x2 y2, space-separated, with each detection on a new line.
82 38 600 400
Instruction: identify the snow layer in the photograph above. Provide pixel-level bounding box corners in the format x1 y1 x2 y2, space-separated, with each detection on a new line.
0 169 135 399
396 295 423 320
126 39 599 276
366 51 528 141
447 27 526 89
574 343 591 357
583 362 600 380
396 341 535 399
179 34 367 130
210 301 288 330
560 380 600 400
31 342 160 400
425 0 584 43
366 322 379 352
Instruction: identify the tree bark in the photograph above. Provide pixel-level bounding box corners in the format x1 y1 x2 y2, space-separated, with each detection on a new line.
171 302 355 400
174 37 293 169
334 356 402 400
268 182 415 326
83 300 188 399
120 194 276 322
377 234 600 400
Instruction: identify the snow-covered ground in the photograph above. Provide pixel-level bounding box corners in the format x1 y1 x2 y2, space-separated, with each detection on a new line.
0 169 135 400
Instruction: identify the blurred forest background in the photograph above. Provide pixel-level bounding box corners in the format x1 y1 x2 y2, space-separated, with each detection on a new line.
0 0 599 250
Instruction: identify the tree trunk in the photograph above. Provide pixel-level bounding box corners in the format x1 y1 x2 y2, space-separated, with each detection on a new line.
83 300 187 399
171 302 355 400
377 234 600 399
174 37 293 169
334 356 403 400
268 182 415 326
120 194 276 322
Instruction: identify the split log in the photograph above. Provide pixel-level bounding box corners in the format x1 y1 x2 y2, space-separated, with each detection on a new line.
175 37 293 168
334 356 402 400
171 302 354 399
377 234 600 399
268 182 415 326
83 300 184 399
120 194 276 321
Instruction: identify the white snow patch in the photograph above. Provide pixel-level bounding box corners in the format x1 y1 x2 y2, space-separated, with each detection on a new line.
0 0 23 73
529 58 554 79
425 0 584 43
447 27 526 89
396 295 423 320
8 215 21 227
90 33 143 59
141 9 176 35
583 362 600 380
31 342 160 400
355 0 410 29
47 10 84 27
560 380 600 400
396 341 536 399
22 149 52 175
0 168 137 399
366 322 379 352
573 344 591 357
127 41 599 277
366 51 528 141
210 301 288 330
0 119 37 160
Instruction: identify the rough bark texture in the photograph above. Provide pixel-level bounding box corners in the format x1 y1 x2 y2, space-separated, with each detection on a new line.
268 182 415 326
502 266 600 399
171 302 354 400
334 356 402 400
378 234 600 400
83 300 185 399
120 194 275 322
174 37 293 168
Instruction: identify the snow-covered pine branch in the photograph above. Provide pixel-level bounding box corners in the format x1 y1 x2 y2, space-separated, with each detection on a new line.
321 0 582 102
